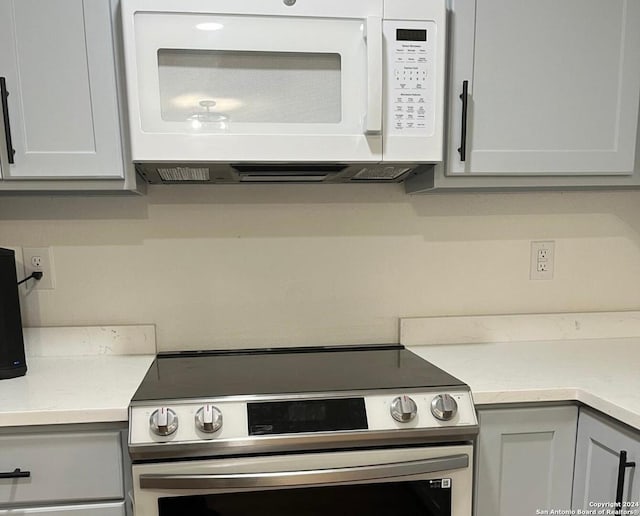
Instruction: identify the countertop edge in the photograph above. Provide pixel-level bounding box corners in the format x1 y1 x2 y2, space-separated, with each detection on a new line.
0 408 130 428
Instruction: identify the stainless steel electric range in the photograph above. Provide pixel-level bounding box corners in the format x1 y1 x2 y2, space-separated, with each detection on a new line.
128 344 478 516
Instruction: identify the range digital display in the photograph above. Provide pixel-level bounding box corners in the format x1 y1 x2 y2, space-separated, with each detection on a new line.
396 29 427 42
248 398 368 435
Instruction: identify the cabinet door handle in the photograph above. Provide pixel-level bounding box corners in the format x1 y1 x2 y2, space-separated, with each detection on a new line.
457 80 469 162
0 77 15 164
0 468 31 479
615 450 636 510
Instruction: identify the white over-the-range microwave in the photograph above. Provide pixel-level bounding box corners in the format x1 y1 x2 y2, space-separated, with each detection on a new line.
121 0 446 183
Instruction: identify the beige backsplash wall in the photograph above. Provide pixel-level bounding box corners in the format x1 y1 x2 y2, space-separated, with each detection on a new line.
1 184 640 351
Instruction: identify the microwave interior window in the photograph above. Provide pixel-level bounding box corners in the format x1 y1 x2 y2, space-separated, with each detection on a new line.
157 49 342 126
157 480 452 515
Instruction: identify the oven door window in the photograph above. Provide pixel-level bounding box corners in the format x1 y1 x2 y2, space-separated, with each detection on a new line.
157 479 452 515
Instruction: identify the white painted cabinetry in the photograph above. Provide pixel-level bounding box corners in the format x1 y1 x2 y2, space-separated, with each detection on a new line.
572 408 640 512
474 406 578 516
0 426 129 515
0 0 136 191
406 0 640 192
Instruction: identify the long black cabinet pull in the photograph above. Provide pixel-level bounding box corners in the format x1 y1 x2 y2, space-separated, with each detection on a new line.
0 77 15 164
615 450 636 513
457 80 469 162
0 468 31 479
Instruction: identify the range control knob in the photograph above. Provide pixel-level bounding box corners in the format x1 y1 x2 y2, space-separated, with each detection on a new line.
195 405 223 434
431 394 458 421
390 395 418 423
149 407 178 436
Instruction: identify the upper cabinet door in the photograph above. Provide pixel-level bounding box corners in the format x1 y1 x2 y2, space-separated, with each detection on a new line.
0 0 124 179
447 0 640 176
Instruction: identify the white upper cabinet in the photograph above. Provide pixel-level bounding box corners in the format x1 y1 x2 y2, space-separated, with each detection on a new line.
446 0 640 176
0 0 135 189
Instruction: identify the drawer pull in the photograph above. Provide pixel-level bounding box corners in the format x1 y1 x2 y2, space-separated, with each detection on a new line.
0 468 31 479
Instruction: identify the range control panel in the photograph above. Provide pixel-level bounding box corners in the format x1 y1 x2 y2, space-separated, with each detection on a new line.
384 20 437 136
129 389 477 446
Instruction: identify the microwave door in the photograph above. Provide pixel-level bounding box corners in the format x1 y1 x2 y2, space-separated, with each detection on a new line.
124 7 384 163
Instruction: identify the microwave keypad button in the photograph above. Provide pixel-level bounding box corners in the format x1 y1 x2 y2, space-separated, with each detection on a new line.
387 21 434 135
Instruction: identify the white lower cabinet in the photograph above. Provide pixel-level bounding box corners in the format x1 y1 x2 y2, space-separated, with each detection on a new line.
572 408 640 511
474 406 578 516
0 425 129 515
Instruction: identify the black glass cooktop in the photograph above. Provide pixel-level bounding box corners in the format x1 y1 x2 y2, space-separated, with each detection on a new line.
131 344 465 402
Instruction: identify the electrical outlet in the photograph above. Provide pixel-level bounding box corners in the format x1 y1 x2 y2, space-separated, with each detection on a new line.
530 241 555 280
536 262 549 272
23 247 55 290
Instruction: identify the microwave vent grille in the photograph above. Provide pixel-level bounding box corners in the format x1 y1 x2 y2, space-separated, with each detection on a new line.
157 167 210 182
353 167 410 181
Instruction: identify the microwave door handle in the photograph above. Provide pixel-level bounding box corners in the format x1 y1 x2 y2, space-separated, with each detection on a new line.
139 454 468 490
364 16 383 135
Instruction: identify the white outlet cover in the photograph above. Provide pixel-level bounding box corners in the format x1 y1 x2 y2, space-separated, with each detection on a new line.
23 247 55 290
530 241 555 280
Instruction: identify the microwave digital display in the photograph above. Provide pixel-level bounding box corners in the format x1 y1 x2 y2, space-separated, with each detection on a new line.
396 29 427 42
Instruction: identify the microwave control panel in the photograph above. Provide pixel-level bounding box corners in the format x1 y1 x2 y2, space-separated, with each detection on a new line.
384 20 437 136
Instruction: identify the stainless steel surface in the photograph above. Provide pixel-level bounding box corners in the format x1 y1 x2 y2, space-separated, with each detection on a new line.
130 387 471 408
149 408 178 436
390 395 418 423
129 425 479 461
431 394 458 421
139 454 469 490
195 405 223 434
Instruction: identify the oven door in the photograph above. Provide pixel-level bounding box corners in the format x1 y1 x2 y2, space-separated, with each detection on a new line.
132 444 473 516
122 0 384 163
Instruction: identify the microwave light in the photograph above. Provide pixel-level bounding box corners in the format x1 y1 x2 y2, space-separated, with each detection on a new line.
196 22 224 31
171 94 243 112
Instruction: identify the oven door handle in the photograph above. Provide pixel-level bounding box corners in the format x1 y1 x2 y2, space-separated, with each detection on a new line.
139 454 468 490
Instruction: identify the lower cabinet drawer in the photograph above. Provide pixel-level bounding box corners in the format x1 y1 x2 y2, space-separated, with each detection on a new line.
0 431 123 506
0 501 125 515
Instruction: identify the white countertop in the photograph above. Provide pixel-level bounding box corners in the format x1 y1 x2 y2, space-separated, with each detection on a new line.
5 315 640 431
0 325 155 428
403 312 640 431
0 355 155 427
